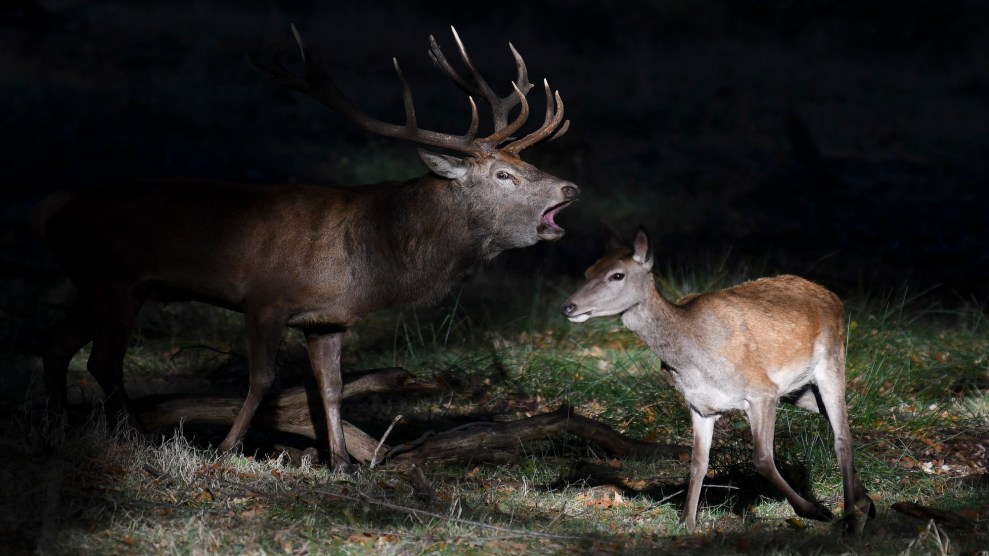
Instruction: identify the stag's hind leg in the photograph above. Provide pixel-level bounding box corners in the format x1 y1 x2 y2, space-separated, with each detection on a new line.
84 284 145 430
745 397 833 522
218 308 285 453
43 308 94 413
815 353 875 533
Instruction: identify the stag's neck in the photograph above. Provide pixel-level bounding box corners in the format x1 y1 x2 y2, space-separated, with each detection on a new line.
350 176 486 308
621 287 693 364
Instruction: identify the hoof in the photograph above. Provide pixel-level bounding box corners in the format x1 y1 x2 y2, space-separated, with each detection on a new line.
841 496 876 535
678 513 697 532
217 439 241 454
796 502 834 522
332 461 356 475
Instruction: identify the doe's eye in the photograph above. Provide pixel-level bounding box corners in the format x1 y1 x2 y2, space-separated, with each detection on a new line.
610 272 625 282
496 170 513 180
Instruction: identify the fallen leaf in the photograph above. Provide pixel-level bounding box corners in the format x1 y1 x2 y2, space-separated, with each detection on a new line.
194 488 214 502
786 517 808 529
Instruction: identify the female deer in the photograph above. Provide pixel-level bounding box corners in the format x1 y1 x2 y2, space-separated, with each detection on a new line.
561 228 875 532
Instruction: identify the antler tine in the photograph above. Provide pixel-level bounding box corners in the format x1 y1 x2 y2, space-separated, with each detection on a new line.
250 25 485 156
507 42 533 99
504 79 566 154
290 23 307 63
248 29 308 92
392 58 417 130
548 119 570 141
428 34 476 97
465 96 480 141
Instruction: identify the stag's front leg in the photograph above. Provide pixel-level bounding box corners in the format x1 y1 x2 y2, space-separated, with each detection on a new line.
682 410 717 531
306 330 353 474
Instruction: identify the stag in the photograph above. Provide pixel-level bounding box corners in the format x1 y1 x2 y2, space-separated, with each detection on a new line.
561 228 875 533
41 26 578 473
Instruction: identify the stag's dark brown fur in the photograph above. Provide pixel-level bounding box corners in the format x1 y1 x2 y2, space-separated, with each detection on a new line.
41 27 577 472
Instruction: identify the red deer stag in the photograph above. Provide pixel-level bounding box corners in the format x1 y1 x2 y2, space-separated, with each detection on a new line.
41 26 578 473
561 228 874 533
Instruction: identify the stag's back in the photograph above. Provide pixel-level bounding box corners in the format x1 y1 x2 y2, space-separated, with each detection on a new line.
42 176 480 318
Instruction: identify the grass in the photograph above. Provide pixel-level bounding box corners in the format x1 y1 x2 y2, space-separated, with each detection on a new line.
3 266 987 555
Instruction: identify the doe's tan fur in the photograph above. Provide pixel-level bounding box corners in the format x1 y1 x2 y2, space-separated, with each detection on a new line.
562 228 875 533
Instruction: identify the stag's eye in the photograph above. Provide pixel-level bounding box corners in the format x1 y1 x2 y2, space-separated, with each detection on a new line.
495 170 513 181
610 272 625 282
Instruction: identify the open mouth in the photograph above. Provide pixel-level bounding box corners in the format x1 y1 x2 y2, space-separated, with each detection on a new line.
537 200 573 239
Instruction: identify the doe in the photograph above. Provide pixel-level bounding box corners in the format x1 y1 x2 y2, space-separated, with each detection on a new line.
561 228 875 532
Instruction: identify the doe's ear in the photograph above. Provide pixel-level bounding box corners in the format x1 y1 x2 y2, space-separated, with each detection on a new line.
631 226 653 269
418 149 469 180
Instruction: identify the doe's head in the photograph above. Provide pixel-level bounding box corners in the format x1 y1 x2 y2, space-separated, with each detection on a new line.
561 227 654 322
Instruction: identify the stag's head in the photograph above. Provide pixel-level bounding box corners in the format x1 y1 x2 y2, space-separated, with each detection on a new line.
251 26 578 253
418 147 578 250
562 227 655 322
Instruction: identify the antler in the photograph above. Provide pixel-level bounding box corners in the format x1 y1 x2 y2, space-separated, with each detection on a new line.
249 25 566 157
428 27 569 152
503 79 569 154
428 27 532 134
250 25 482 155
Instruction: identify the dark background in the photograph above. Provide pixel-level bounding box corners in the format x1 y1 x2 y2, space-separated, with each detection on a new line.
2 0 987 340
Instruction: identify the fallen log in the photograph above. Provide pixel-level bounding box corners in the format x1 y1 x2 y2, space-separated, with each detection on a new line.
126 370 689 467
388 404 690 465
131 367 434 464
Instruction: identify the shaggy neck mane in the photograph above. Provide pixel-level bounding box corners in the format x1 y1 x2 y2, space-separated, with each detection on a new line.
349 175 490 310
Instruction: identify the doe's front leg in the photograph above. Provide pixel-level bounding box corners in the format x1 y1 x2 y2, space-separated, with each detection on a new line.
681 411 717 531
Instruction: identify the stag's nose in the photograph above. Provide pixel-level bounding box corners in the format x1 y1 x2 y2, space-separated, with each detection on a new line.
562 184 579 201
561 302 577 317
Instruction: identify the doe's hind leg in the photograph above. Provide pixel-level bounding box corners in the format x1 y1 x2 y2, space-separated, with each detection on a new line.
814 356 876 534
746 397 833 522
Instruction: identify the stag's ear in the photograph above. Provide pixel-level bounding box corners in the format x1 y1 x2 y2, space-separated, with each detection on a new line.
632 226 653 270
418 149 469 180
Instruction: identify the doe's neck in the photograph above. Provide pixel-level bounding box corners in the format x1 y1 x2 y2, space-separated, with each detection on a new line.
620 285 684 357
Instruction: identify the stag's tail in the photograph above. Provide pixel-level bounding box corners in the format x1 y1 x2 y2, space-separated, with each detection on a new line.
33 190 74 245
